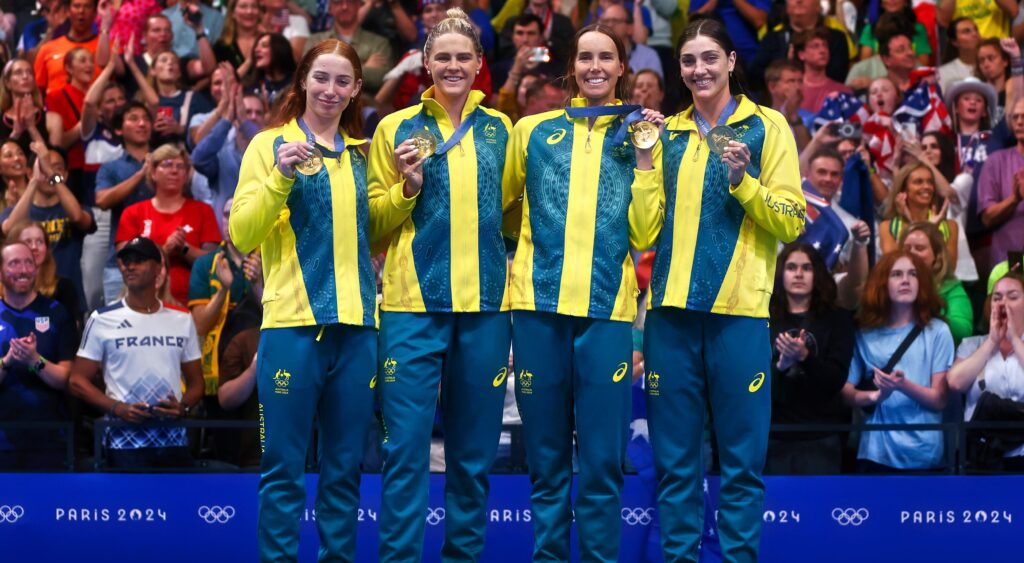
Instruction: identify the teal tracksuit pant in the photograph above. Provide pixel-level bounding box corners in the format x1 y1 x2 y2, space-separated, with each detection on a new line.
512 310 632 562
643 307 771 563
377 311 511 562
256 323 377 563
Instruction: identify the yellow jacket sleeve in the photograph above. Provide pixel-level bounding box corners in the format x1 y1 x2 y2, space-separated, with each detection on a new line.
628 141 665 251
501 117 529 240
366 120 418 244
229 131 294 254
728 109 806 244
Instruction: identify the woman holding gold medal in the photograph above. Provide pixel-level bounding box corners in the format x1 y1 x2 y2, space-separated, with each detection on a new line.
642 19 805 563
230 40 378 562
366 8 517 562
501 23 665 562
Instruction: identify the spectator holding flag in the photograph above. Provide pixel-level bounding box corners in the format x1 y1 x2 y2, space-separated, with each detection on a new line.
796 147 870 271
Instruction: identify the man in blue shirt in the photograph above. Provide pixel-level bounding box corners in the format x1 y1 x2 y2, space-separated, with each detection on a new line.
0 241 77 470
94 102 154 305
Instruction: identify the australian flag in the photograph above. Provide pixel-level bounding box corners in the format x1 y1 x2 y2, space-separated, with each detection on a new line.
797 183 849 271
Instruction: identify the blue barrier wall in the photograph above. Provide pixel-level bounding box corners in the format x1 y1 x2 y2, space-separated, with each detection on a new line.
1 474 1022 562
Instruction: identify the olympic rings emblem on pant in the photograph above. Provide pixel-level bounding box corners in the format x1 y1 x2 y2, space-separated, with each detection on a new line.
425 507 446 526
0 505 24 523
197 505 236 524
831 508 869 526
621 508 654 526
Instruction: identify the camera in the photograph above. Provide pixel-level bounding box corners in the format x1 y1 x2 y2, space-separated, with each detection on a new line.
186 5 203 26
831 122 862 140
528 46 550 64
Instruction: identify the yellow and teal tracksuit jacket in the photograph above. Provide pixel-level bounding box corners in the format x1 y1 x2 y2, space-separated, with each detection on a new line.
229 119 376 329
649 95 805 318
502 98 665 323
367 87 517 313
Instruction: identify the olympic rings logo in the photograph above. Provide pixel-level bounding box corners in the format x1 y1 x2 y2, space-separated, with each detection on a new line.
197 505 236 524
832 508 869 526
0 505 24 523
425 507 446 526
621 508 654 526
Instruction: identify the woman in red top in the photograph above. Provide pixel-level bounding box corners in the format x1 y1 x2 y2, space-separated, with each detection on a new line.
115 144 220 305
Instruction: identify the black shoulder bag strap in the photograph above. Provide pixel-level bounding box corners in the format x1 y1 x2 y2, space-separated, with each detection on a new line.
858 324 924 392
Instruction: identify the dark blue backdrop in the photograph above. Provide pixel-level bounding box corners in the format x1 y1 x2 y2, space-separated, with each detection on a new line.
1 474 1022 562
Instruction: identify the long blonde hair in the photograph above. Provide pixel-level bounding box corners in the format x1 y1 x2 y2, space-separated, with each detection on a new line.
0 59 44 113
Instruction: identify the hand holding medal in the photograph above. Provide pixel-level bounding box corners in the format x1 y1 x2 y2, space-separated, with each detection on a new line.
719 135 751 186
395 134 431 197
630 108 665 151
276 141 318 179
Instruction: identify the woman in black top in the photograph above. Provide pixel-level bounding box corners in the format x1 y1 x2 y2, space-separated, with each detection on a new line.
766 242 855 474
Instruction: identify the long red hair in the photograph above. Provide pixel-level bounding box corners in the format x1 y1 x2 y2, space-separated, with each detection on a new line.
858 250 945 329
268 39 364 140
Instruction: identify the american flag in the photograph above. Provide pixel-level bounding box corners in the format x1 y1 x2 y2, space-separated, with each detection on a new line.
863 111 896 177
893 80 952 136
797 183 850 271
812 92 870 134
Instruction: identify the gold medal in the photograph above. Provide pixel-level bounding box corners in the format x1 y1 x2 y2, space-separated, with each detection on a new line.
630 120 659 149
409 128 439 160
708 125 737 155
294 146 324 175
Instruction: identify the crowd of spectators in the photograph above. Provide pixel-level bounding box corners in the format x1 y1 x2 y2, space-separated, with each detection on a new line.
1 0 1024 473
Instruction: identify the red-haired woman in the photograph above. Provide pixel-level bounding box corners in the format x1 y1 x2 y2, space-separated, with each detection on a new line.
230 39 376 561
842 250 954 472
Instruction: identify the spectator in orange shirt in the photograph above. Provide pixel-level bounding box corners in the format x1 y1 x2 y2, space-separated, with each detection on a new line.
33 0 111 96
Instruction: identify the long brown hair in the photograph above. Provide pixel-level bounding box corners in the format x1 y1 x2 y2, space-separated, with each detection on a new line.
4 221 58 297
858 250 944 329
268 39 364 140
565 24 630 103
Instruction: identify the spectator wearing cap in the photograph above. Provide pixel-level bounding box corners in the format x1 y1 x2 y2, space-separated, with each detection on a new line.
948 77 1001 170
0 239 77 470
750 0 854 93
979 97 1024 273
114 144 220 306
306 0 393 93
70 236 203 469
